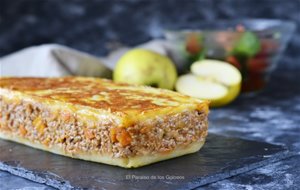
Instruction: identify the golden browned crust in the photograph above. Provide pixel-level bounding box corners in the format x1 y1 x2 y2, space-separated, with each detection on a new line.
0 77 209 113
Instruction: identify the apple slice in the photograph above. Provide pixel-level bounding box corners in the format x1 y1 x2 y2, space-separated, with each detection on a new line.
176 60 242 107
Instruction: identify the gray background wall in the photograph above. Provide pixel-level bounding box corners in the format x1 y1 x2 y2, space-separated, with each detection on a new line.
0 0 299 69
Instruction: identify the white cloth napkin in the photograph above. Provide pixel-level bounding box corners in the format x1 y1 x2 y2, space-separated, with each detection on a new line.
0 40 182 78
0 44 112 78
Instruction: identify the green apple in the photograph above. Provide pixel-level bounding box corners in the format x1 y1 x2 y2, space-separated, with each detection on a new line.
176 59 241 107
113 48 177 90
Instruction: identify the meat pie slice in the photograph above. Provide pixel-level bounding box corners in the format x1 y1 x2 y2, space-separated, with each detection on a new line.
0 77 209 168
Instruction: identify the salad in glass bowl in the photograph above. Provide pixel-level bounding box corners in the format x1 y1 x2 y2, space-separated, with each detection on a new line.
165 19 295 93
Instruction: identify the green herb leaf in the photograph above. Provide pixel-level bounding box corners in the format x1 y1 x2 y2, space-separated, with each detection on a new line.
233 31 261 57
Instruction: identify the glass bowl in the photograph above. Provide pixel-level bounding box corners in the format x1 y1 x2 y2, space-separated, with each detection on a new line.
164 19 296 93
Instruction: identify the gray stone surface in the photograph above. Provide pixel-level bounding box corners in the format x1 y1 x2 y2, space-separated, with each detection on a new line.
0 171 53 190
0 134 294 190
203 155 300 190
1 0 300 189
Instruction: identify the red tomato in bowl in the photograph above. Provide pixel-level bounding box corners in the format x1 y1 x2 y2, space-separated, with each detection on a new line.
247 55 269 73
242 73 266 92
186 33 202 55
226 56 242 70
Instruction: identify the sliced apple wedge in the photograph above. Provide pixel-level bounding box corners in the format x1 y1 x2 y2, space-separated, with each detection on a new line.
176 60 242 107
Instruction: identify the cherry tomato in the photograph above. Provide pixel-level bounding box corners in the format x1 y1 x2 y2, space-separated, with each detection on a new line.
242 73 266 92
226 56 242 70
258 39 279 56
247 56 268 73
186 33 202 55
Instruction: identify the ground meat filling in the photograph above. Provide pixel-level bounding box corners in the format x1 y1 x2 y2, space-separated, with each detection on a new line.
0 98 208 158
